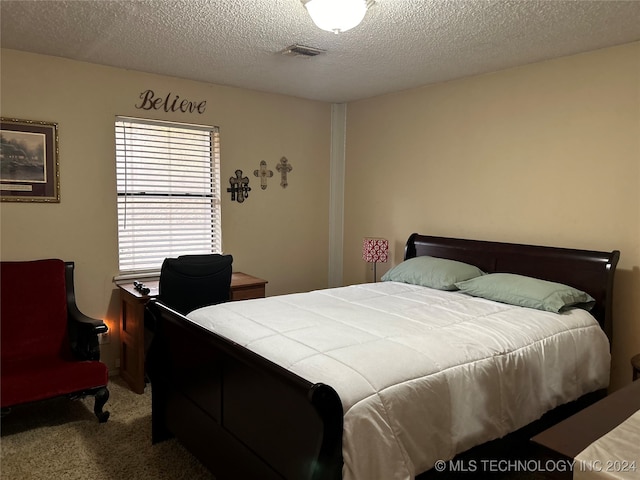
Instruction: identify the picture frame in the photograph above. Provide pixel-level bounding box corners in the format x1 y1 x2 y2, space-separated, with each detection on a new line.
1 117 60 202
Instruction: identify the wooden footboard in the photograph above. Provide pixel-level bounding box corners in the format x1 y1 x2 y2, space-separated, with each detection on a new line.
145 300 343 480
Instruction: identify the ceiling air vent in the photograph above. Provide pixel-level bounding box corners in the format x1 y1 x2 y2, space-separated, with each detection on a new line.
281 44 326 58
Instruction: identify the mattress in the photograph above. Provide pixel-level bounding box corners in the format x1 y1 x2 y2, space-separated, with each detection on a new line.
187 281 611 480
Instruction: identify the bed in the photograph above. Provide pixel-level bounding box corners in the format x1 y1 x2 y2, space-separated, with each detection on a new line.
145 233 620 480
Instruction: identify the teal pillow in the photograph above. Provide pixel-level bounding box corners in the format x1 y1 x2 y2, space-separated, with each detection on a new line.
381 256 484 291
455 273 595 313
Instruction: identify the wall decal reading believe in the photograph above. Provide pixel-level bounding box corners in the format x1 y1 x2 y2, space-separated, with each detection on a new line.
135 89 206 114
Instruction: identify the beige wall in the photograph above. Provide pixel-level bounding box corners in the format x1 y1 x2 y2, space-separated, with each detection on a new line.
0 49 331 373
2 43 638 391
344 42 640 391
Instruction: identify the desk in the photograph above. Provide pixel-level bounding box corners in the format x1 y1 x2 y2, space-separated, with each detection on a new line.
118 272 267 394
532 381 640 478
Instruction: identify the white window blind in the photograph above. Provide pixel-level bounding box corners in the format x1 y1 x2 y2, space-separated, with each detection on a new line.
116 116 221 274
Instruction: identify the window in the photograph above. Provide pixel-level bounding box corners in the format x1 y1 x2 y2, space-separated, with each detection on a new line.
115 117 221 274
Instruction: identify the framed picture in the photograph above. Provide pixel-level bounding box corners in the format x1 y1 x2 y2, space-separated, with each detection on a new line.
1 118 59 202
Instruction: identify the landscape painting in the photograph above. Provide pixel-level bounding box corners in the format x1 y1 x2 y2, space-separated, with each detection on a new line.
0 118 59 202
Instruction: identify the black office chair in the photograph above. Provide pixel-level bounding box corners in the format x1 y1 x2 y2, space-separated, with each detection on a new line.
144 254 232 388
157 254 233 315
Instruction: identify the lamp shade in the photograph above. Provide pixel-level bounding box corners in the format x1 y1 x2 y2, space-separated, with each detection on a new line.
304 0 370 34
362 237 389 263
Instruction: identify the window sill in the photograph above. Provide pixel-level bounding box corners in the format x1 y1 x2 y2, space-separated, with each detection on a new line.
113 271 160 285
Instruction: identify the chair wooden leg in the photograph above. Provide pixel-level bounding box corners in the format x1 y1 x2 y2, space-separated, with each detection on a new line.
93 386 110 423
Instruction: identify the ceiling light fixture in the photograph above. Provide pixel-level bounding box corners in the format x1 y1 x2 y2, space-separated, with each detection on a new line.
302 0 374 34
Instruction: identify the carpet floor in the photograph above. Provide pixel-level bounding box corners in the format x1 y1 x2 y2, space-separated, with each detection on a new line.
0 377 215 480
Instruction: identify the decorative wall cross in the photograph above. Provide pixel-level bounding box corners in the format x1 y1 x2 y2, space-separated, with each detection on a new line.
227 169 251 203
253 160 273 190
276 157 293 188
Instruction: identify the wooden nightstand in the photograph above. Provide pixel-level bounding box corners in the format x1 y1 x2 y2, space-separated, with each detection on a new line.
118 272 267 393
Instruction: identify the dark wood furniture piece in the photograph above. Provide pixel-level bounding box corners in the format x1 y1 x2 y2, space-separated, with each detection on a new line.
531 380 640 478
1 259 110 422
631 354 640 381
146 233 619 480
118 272 267 394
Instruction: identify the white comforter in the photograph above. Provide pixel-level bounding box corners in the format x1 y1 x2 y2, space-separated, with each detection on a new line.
187 281 611 480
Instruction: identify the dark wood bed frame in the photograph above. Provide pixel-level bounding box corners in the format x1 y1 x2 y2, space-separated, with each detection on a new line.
146 233 620 480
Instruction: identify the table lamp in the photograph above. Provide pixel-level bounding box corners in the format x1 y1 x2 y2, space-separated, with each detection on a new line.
362 237 388 282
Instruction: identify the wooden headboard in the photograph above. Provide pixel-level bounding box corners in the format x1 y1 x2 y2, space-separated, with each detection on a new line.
404 233 620 340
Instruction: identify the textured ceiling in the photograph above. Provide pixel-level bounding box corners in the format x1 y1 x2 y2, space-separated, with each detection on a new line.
1 0 639 103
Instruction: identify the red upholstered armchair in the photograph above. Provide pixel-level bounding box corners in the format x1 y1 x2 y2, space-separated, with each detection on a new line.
1 259 110 422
